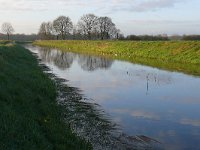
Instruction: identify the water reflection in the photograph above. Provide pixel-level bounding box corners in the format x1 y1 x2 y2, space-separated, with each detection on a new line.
38 47 113 71
36 55 161 150
25 44 200 150
78 55 113 71
39 48 74 69
180 119 200 127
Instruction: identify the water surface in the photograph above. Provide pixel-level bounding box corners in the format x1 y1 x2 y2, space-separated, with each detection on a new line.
26 45 200 150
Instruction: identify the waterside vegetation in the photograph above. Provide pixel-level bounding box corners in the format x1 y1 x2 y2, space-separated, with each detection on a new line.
0 43 91 149
34 40 200 76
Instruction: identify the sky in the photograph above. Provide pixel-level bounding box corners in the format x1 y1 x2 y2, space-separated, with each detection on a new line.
0 0 199 36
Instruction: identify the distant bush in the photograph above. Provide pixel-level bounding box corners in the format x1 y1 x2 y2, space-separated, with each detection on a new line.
0 34 38 42
182 35 200 41
125 35 169 41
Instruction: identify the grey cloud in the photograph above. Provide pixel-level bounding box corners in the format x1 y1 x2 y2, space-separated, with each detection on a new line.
129 19 200 25
0 0 49 11
0 0 187 12
112 109 160 120
111 0 186 12
130 110 160 120
180 118 200 127
131 0 180 12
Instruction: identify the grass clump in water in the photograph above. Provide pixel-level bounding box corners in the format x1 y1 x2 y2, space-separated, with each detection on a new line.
0 44 91 150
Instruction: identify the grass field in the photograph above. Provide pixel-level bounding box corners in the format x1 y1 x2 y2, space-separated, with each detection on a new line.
34 40 200 76
0 43 91 149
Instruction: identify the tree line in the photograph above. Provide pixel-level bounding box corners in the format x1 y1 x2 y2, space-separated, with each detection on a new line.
38 14 122 40
182 35 200 41
120 34 200 41
0 33 38 42
1 21 200 41
123 34 169 41
0 22 37 41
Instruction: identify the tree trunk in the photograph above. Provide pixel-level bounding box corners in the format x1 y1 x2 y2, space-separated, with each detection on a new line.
7 33 10 40
61 31 64 40
117 33 119 40
106 32 109 39
101 32 103 40
88 32 91 40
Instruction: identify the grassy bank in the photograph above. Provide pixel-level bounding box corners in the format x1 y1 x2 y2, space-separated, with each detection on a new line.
34 40 200 76
0 40 10 45
0 44 91 149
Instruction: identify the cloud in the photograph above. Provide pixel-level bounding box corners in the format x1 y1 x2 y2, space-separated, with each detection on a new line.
0 0 49 11
129 19 200 25
180 118 200 127
112 108 200 127
112 109 160 120
0 0 185 12
131 0 182 12
131 110 160 120
110 0 185 12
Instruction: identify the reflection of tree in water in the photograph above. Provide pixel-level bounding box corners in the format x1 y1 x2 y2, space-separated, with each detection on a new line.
39 48 74 70
78 55 113 71
53 52 74 70
38 48 55 63
38 48 113 71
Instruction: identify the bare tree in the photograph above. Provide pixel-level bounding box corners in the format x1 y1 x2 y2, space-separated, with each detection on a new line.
98 17 115 40
38 22 54 40
38 22 46 37
77 14 98 39
38 14 122 40
53 16 73 40
109 26 121 39
1 22 14 40
38 22 55 40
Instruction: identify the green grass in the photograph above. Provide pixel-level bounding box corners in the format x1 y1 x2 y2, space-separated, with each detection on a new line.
0 40 11 45
34 40 200 76
15 41 33 44
0 44 91 150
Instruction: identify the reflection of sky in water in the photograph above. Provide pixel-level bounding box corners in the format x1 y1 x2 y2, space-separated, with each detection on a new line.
27 45 200 150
